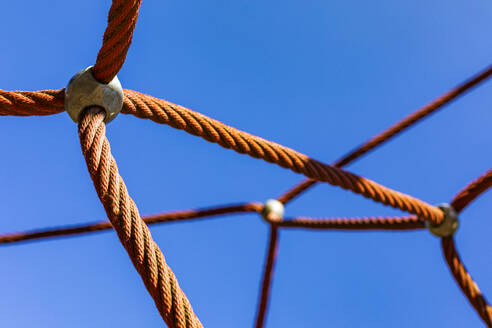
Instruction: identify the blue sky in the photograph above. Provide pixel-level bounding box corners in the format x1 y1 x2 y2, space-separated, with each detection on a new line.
1 1 491 327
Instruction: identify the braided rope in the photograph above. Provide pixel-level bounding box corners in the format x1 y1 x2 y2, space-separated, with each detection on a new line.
277 216 425 230
92 0 142 83
441 237 492 327
79 107 202 328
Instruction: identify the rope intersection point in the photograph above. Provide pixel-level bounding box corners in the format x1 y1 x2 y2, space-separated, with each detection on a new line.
1 1 491 327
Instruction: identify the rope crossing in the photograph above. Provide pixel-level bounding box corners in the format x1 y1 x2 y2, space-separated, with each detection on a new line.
1 1 491 327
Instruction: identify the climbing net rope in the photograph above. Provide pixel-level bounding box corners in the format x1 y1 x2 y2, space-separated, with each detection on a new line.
1 1 491 327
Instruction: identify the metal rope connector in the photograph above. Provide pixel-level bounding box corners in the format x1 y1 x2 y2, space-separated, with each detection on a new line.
261 199 284 223
426 203 459 237
65 66 123 123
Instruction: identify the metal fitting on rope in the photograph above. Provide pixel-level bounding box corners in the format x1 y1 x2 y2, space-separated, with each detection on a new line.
261 199 284 222
426 203 459 237
65 66 123 123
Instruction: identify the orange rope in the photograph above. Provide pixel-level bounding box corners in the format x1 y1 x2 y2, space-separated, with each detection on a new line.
121 89 443 224
0 202 262 245
79 107 202 328
277 216 424 230
7 87 487 224
278 64 492 204
0 89 64 116
0 1 491 323
92 0 142 83
451 168 492 213
437 168 492 327
255 225 279 328
441 237 492 327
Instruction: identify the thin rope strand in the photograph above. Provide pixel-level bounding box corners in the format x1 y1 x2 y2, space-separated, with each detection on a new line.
451 168 492 213
255 225 279 328
278 64 492 204
277 215 424 230
441 237 492 327
0 202 262 246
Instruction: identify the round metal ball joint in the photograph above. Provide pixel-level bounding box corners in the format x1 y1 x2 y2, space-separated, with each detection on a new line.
426 203 459 237
261 199 285 222
64 66 123 123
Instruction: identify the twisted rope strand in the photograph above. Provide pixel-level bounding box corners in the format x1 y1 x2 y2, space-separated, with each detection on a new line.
278 64 492 204
0 202 262 246
437 169 492 327
277 216 425 230
92 0 142 83
0 89 64 116
121 90 443 224
255 226 279 328
451 168 492 213
441 237 492 327
79 107 202 328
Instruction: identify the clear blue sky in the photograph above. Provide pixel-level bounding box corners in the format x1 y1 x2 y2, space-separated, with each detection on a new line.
1 1 491 327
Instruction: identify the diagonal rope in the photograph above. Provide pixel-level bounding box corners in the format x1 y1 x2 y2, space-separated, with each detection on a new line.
441 237 492 327
0 202 262 246
451 168 492 213
121 90 443 224
0 55 490 328
255 225 279 328
277 64 492 204
439 167 492 327
0 88 442 222
78 107 202 328
92 0 142 83
251 64 492 328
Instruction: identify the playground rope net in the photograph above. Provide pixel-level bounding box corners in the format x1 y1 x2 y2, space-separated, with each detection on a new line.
1 1 491 327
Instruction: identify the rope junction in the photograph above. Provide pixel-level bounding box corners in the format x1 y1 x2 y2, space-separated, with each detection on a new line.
1 2 491 327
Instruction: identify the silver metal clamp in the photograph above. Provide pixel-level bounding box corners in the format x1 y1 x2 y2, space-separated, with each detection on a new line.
426 203 459 237
64 66 123 123
261 199 285 222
